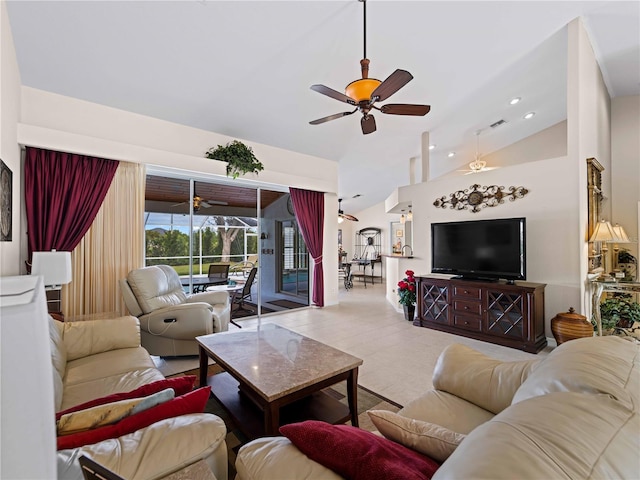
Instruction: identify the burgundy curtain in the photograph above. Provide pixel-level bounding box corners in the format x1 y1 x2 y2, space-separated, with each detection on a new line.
289 187 325 307
25 147 119 258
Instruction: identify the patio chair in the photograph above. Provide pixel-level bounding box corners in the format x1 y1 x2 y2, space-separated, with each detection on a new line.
232 267 258 313
229 255 258 278
208 263 230 285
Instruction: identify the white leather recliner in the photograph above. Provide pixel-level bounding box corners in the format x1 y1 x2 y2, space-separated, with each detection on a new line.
120 265 230 356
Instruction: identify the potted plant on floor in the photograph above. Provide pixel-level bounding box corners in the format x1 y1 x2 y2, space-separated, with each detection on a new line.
205 140 264 179
398 270 417 321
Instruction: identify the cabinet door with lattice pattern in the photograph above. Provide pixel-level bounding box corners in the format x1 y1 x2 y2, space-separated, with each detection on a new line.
485 290 526 340
418 278 450 325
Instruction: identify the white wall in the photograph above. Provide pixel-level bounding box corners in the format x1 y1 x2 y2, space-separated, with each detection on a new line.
0 1 22 275
611 95 640 265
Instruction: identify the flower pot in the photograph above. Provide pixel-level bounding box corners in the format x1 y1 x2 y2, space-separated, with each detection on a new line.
403 304 415 322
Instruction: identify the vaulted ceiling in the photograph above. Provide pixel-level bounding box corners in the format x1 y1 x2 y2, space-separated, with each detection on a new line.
7 1 639 213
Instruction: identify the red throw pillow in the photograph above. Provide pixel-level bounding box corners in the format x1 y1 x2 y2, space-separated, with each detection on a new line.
56 376 196 420
280 421 440 480
57 386 210 450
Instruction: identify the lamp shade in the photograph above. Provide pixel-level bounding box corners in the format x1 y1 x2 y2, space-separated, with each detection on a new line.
611 223 631 243
31 251 72 287
589 220 616 243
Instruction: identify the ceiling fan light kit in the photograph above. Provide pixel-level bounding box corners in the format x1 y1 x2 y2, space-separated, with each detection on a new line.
309 0 430 135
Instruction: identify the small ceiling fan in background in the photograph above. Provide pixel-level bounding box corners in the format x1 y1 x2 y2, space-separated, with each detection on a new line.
171 186 228 212
458 130 498 175
338 198 359 222
309 0 430 135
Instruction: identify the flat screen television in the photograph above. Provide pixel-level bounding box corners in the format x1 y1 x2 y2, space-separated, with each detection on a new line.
431 217 526 283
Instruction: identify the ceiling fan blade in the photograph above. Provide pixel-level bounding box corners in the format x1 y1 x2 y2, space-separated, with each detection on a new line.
310 109 358 125
380 104 431 116
171 201 187 207
370 69 413 103
341 213 359 222
310 84 357 106
361 114 377 135
204 200 229 206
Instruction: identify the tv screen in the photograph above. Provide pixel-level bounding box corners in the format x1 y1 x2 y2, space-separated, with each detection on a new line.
431 217 526 282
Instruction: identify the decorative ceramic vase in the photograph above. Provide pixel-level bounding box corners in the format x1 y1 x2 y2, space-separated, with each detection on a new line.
403 304 415 322
551 307 592 345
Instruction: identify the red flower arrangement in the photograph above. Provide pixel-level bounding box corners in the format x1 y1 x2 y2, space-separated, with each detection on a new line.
397 270 417 306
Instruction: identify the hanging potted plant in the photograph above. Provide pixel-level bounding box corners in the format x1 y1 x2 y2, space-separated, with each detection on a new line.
398 270 417 321
205 140 264 179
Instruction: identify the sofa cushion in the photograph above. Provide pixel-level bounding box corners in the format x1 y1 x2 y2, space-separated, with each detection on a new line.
127 265 188 314
433 391 639 480
367 410 465 462
61 346 165 411
57 388 175 435
57 413 228 480
57 386 211 450
56 375 196 419
512 336 636 409
61 316 141 361
49 316 67 411
399 390 494 435
280 420 440 480
432 343 539 414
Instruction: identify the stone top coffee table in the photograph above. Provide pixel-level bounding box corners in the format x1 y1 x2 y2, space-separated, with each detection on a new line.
196 324 363 439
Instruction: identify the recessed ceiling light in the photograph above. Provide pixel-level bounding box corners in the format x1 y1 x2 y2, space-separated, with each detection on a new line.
448 152 456 158
509 97 521 105
523 112 535 119
429 144 436 150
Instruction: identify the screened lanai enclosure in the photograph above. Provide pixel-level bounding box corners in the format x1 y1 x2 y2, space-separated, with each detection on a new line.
143 173 309 316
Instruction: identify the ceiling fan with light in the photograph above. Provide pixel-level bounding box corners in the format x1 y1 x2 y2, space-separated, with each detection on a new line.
458 130 498 175
338 198 359 222
309 0 430 135
171 186 228 212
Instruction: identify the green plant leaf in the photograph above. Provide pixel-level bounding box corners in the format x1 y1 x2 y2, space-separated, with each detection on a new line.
205 140 264 179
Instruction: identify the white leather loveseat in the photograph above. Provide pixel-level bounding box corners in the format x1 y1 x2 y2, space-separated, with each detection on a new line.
52 315 228 480
236 336 639 479
120 265 231 356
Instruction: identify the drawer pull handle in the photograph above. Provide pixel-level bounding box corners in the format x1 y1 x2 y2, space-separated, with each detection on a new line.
464 306 469 310
464 321 470 325
464 290 469 294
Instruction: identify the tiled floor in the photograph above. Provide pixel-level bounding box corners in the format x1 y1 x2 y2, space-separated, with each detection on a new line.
156 280 552 406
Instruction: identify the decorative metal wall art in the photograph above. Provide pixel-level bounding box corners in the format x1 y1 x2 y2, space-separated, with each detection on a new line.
433 184 529 213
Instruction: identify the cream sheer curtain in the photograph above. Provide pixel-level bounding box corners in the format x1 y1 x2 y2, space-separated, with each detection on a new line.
62 162 146 318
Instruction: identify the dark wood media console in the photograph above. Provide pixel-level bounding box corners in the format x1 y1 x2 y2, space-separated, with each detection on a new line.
416 276 547 353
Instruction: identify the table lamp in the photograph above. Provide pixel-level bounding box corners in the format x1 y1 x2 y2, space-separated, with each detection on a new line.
610 223 631 276
588 220 615 278
31 250 72 288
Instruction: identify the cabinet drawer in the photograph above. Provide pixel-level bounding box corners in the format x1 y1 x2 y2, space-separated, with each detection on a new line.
453 300 482 316
453 315 482 332
453 285 482 300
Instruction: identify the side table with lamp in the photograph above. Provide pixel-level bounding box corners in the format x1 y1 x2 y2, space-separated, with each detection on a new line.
588 220 639 337
30 250 72 319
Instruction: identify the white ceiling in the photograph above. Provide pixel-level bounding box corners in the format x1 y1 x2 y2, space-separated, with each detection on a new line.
6 1 639 214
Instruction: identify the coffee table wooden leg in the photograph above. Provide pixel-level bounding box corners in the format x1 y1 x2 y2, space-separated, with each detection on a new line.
198 346 209 387
264 403 280 435
347 367 359 427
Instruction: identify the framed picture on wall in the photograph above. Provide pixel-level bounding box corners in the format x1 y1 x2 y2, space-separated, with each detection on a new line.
0 159 12 242
587 157 604 272
396 229 404 237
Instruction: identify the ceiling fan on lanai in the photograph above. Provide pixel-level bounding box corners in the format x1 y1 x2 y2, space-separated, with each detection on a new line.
309 0 430 135
171 186 228 213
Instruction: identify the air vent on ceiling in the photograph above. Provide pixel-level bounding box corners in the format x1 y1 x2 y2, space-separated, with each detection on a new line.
490 119 507 129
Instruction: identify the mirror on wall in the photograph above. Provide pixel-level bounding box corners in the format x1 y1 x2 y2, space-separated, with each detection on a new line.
390 221 413 256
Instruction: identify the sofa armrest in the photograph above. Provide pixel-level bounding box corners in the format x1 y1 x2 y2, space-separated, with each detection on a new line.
57 413 228 480
236 436 343 480
432 344 540 414
140 303 215 340
187 290 230 307
62 316 141 361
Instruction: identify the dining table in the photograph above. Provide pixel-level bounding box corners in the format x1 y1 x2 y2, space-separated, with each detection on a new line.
180 275 229 294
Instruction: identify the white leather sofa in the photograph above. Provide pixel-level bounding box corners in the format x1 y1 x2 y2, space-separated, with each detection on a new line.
120 265 231 356
52 315 228 480
236 336 639 479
